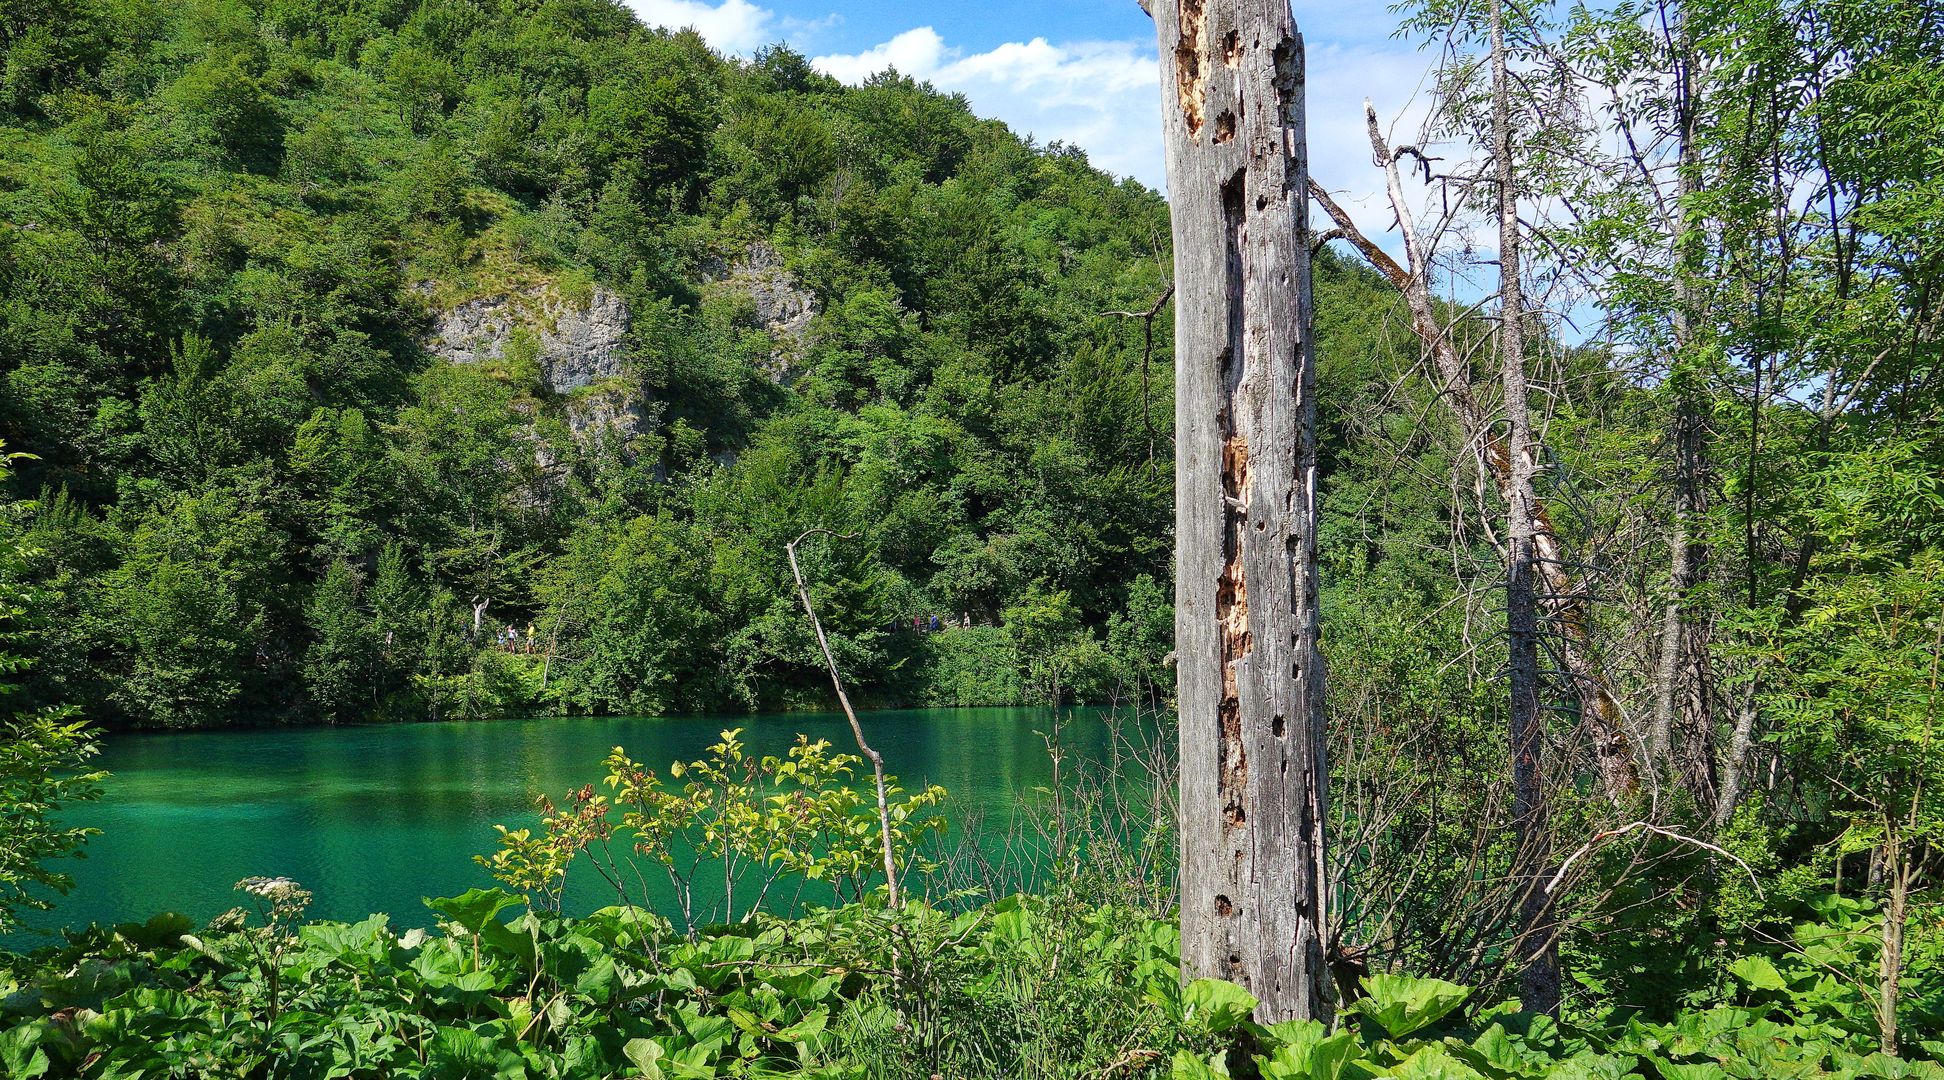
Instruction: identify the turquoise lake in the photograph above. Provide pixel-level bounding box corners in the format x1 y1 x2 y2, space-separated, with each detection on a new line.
20 707 1141 942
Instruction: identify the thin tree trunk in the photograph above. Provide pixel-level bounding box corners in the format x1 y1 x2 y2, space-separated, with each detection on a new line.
1878 838 1907 1055
1712 669 1763 832
1154 0 1330 1022
1490 0 1559 1017
1650 7 1718 808
786 530 902 909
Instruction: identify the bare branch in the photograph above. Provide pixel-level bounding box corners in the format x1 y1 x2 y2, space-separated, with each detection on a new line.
785 529 903 909
1546 820 1764 897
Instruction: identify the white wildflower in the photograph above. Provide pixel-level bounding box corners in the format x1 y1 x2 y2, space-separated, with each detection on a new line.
236 876 308 903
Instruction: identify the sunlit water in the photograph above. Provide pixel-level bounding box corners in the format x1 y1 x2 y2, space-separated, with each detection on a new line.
15 707 1145 944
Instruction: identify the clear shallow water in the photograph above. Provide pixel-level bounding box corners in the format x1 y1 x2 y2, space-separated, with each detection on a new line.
18 708 1126 944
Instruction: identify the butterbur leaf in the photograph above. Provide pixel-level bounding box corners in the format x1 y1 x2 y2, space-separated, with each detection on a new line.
1251 1033 1360 1080
423 889 524 937
623 1036 665 1078
1257 1046 1308 1080
1172 1048 1231 1078
1263 1017 1327 1052
1307 1031 1364 1080
574 954 620 1002
1389 1043 1489 1079
117 986 204 1020
1727 956 1788 992
1463 1023 1557 1074
1850 1052 1944 1079
118 912 195 949
427 1026 523 1080
1647 1059 1729 1080
0 1023 48 1080
1183 977 1258 1033
1356 974 1472 1037
1258 1019 1333 1080
726 1007 764 1037
775 1011 829 1043
1543 1054 1636 1080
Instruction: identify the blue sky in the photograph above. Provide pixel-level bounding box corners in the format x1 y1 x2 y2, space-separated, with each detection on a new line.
624 0 1445 240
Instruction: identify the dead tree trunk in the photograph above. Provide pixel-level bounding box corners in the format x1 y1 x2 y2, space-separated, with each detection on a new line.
1153 0 1330 1022
786 530 902 909
1490 0 1559 1016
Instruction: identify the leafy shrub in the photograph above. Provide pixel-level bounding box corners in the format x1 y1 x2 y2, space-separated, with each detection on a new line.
0 446 104 934
476 730 947 930
912 626 1023 707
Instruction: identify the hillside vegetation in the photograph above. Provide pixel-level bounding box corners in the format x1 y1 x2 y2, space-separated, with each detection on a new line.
0 0 1244 726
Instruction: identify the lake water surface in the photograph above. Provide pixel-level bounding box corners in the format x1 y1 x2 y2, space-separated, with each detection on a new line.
22 707 1136 943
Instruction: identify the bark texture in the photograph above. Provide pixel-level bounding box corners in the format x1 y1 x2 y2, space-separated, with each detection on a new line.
1155 0 1330 1022
1878 842 1908 1055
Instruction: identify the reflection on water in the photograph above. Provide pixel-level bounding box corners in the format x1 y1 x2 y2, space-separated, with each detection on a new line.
20 707 1145 942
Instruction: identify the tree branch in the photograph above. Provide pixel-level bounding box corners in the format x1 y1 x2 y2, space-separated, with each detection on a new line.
785 529 903 909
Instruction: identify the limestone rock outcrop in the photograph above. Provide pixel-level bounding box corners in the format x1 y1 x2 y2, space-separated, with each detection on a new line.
427 283 632 395
702 242 819 383
426 282 650 454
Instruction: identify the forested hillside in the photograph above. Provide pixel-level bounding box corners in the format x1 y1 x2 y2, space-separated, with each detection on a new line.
0 0 1256 727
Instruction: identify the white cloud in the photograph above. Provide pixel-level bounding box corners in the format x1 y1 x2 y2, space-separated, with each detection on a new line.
813 28 1163 188
811 26 948 83
624 0 776 54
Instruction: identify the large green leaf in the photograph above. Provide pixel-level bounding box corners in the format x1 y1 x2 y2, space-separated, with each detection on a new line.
424 1026 525 1080
1647 1058 1729 1080
1172 1048 1232 1078
623 1036 666 1079
0 1023 49 1080
1727 956 1789 992
1389 1044 1489 1079
1183 978 1259 1033
299 914 394 970
1258 1026 1361 1080
424 889 525 937
1356 974 1473 1038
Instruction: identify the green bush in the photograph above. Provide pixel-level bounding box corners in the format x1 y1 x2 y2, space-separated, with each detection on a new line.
912 626 1023 707
0 446 104 934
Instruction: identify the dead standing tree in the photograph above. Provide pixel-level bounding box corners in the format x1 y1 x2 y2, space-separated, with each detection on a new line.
1308 107 1641 811
786 529 902 909
1147 0 1331 1021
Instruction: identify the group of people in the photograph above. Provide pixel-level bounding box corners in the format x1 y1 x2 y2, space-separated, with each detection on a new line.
904 613 970 634
499 623 538 653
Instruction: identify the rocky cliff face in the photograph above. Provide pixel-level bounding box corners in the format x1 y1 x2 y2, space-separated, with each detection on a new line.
427 283 633 395
702 241 819 383
426 282 649 456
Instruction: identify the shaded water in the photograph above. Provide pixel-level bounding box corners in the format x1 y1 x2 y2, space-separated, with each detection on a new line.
20 708 1129 943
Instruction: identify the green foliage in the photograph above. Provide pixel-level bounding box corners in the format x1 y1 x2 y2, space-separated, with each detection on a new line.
1353 975 1473 1039
911 625 1023 707
0 0 1181 728
0 446 103 934
0 711 102 934
4 899 1937 1079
